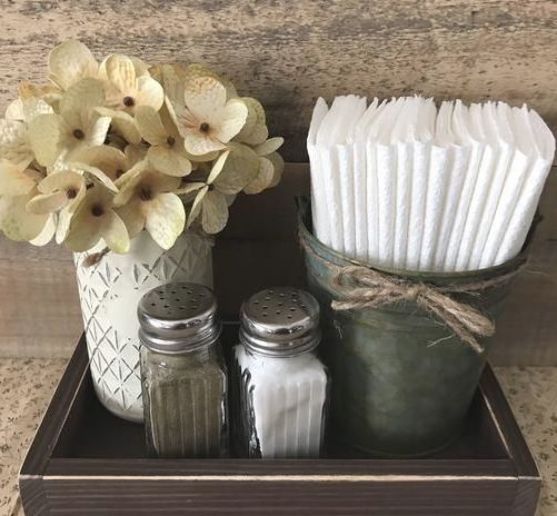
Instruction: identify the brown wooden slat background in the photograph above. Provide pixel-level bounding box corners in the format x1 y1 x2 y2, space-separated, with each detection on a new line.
0 1 556 362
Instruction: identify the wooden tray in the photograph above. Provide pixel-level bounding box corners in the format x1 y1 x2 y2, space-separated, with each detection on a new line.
20 331 540 515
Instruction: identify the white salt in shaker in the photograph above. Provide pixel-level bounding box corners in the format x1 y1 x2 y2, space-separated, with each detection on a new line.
233 287 329 458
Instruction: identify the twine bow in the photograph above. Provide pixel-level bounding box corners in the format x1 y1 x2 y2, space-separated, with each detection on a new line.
330 264 522 354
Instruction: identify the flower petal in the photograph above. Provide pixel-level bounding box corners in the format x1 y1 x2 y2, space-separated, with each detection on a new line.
125 143 148 166
0 119 34 168
214 98 248 143
207 150 230 184
135 106 167 145
69 145 127 181
188 185 209 227
268 151 285 187
5 99 24 120
254 137 284 156
201 190 229 234
23 98 54 122
235 97 265 142
38 169 83 193
144 192 185 249
60 77 105 115
214 144 259 194
175 181 206 196
148 146 192 177
100 210 130 253
28 114 62 166
48 40 98 90
96 107 141 145
136 76 164 111
239 122 268 145
184 76 227 123
26 191 67 214
243 156 275 194
86 115 112 147
116 199 145 238
0 161 36 195
184 131 227 156
151 65 187 108
182 64 238 99
0 192 50 241
55 207 72 244
30 213 56 246
65 213 102 251
102 54 137 93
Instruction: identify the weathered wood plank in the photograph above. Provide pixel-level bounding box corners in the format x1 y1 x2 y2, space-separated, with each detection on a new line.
0 0 555 161
1 164 556 364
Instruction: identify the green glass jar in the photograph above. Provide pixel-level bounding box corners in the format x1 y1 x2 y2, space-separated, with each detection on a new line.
138 283 228 458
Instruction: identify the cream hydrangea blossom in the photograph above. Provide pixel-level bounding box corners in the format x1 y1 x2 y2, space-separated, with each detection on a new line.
185 143 259 234
0 96 54 169
174 76 248 156
114 165 185 249
65 183 129 253
100 54 163 114
0 40 283 256
26 170 88 244
135 103 192 177
0 161 54 243
28 78 111 167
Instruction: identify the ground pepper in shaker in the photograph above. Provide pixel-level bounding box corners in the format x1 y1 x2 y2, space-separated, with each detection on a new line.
233 287 330 458
138 282 228 458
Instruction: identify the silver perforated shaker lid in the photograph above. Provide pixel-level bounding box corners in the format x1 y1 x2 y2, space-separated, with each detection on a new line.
240 287 321 356
138 282 220 353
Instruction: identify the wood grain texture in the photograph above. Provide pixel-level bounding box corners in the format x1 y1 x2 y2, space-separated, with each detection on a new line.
1 163 557 364
19 338 541 516
0 1 555 161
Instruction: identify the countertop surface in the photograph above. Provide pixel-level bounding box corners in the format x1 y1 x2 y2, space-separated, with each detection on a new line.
0 359 556 516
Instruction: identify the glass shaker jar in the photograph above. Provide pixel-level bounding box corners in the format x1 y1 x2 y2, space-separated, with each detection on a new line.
138 282 228 458
233 287 330 458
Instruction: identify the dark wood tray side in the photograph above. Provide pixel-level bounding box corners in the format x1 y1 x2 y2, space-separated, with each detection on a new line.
20 334 541 515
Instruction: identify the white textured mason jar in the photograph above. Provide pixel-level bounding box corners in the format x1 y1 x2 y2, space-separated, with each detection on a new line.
74 230 213 423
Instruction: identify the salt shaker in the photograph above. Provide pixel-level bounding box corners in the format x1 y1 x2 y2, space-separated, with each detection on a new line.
233 287 329 458
138 282 228 458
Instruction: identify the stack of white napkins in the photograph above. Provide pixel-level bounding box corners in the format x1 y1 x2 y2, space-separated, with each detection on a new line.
307 96 555 272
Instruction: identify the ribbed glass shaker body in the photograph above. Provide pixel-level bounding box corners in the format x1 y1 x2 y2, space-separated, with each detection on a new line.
138 283 228 458
233 287 330 458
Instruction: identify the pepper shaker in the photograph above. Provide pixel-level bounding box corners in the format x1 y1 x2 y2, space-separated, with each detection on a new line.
138 282 228 458
233 287 330 458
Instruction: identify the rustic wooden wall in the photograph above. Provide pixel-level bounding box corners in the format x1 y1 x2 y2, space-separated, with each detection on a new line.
0 0 555 161
0 1 556 362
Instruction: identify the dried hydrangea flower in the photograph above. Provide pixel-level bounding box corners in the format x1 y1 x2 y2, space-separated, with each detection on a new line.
69 145 135 183
184 144 259 234
28 78 111 167
65 183 129 253
100 54 164 114
244 137 285 194
48 40 99 91
0 96 54 169
0 161 53 243
135 103 192 177
25 169 94 244
113 165 185 249
175 76 248 156
26 170 85 215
